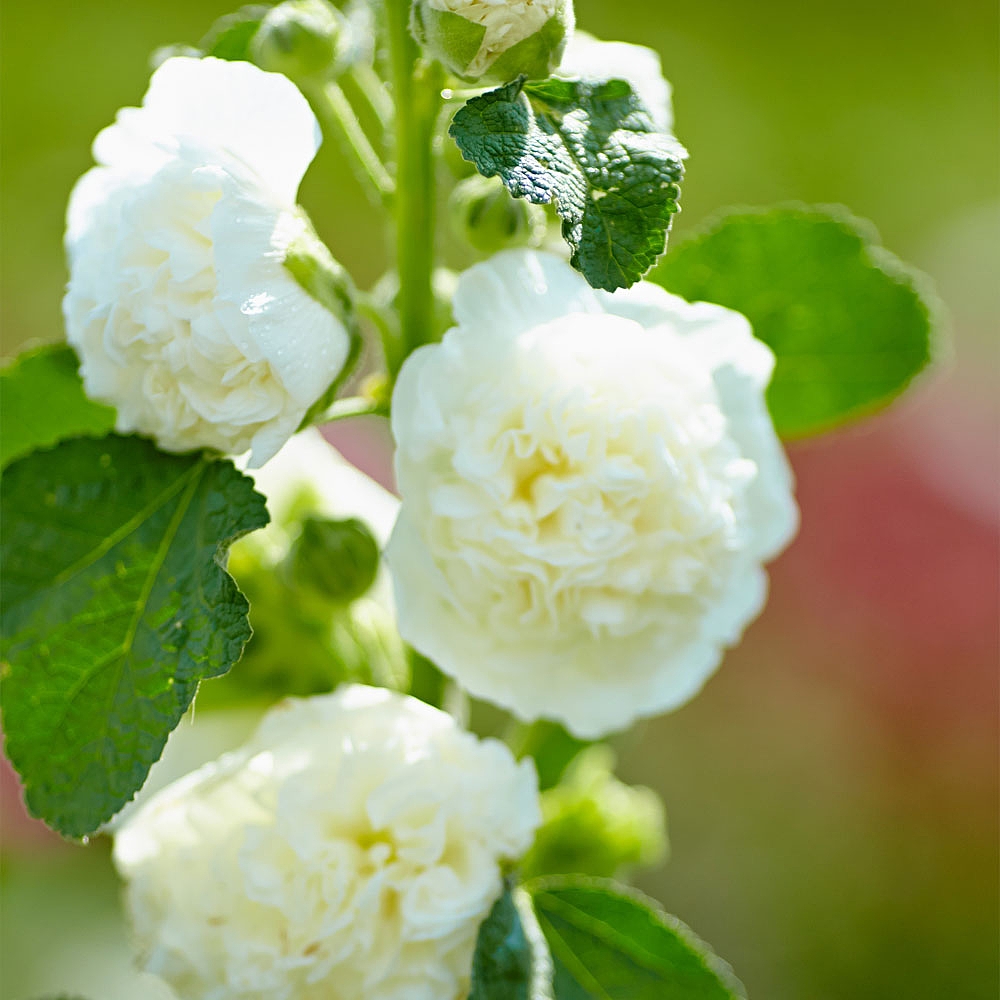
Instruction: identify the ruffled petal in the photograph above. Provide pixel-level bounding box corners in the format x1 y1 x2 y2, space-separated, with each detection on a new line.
210 192 351 430
451 249 604 340
94 57 320 202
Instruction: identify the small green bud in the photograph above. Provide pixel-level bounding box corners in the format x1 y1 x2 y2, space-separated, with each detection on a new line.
412 0 574 85
252 0 342 82
449 174 546 254
288 516 380 604
521 745 668 880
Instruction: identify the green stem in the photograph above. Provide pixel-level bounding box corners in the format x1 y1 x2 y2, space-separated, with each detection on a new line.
305 81 395 206
350 62 395 127
311 395 387 424
385 0 444 376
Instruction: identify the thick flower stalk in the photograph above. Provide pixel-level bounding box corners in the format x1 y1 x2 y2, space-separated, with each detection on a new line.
113 685 541 1000
387 250 799 738
64 56 353 466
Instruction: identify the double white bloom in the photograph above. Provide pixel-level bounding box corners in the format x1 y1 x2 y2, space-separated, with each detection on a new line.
114 686 540 1000
64 57 352 466
388 250 798 738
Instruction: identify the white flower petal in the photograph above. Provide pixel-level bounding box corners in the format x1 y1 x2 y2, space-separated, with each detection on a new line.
210 195 351 409
451 247 604 340
64 57 348 466
113 687 540 1000
95 57 320 202
388 250 798 737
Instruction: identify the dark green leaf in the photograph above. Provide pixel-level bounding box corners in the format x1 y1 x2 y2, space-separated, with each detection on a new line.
526 877 746 1000
652 205 940 438
0 345 115 469
200 4 270 61
0 435 268 837
450 77 685 292
469 885 553 1000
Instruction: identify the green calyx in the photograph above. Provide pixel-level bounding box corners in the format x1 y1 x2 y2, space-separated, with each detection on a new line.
412 2 572 84
483 12 572 85
410 6 486 80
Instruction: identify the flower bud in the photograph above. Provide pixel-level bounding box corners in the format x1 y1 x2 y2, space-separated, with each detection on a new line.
252 0 343 82
521 745 668 880
449 174 546 254
412 0 574 84
288 515 380 604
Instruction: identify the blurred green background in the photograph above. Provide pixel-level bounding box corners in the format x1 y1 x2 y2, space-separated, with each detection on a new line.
2 1 998 998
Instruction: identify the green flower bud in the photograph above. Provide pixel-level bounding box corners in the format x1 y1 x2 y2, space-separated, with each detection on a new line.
252 0 343 82
449 174 546 254
412 0 574 85
521 745 668 880
288 516 380 605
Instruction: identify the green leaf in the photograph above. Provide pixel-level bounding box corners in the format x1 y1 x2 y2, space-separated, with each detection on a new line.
525 877 746 1000
450 77 686 292
652 205 940 438
469 885 553 1000
200 4 270 61
0 345 115 470
0 435 268 837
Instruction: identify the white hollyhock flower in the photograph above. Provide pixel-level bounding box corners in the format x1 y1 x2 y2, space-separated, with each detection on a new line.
387 250 798 738
64 57 353 467
113 685 540 1000
558 30 673 132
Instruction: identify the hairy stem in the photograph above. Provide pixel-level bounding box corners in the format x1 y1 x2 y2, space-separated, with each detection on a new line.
385 0 443 376
350 62 395 127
